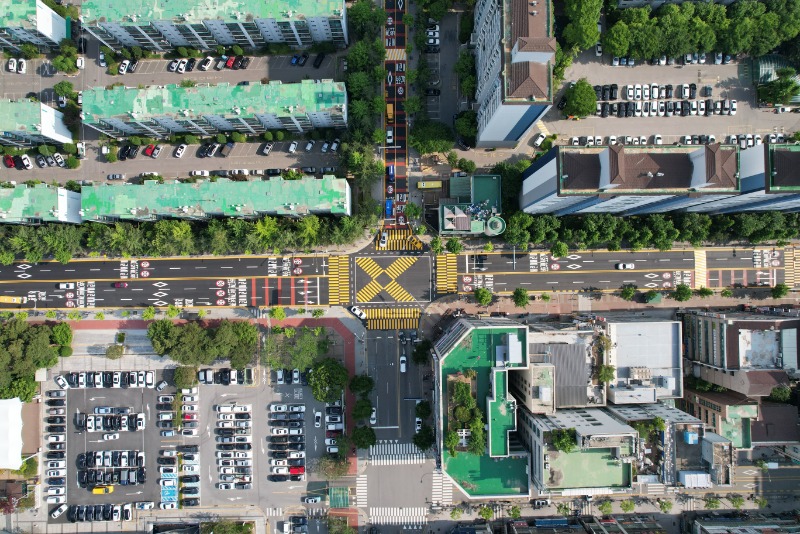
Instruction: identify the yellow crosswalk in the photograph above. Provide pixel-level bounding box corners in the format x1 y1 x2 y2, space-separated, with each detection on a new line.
386 49 407 61
436 254 458 293
786 248 799 288
355 256 418 303
327 256 350 305
693 250 707 289
356 257 385 279
366 307 421 330
376 229 423 251
384 257 417 279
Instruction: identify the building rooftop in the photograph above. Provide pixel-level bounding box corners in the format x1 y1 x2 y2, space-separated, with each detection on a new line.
559 144 740 194
765 144 800 191
439 175 505 235
607 402 702 426
82 81 347 124
0 184 81 224
0 0 38 29
529 341 598 408
503 0 555 103
605 321 683 399
80 0 344 25
690 512 800 534
79 177 351 221
0 99 44 136
750 402 800 444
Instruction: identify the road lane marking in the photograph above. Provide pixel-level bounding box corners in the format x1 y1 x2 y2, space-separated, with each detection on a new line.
90 268 101 271
547 282 558 284
599 280 610 283
169 267 181 270
195 267 206 269
120 298 132 301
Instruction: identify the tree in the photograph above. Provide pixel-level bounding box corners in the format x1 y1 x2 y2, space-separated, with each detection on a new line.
450 507 462 520
721 288 734 298
316 455 350 479
409 121 455 155
620 499 635 513
597 500 613 516
512 287 529 308
51 323 73 346
53 81 74 98
404 202 422 221
772 283 790 299
404 95 423 115
478 506 493 521
551 428 576 453
309 358 349 403
412 339 432 365
550 241 568 258
430 236 444 254
557 503 571 517
758 67 800 105
704 496 721 509
754 497 768 509
620 285 637 301
729 495 745 509
658 499 673 513
142 306 156 320
769 384 792 403
696 287 714 298
445 237 463 254
415 400 432 419
671 284 693 301
268 306 286 320
352 425 377 449
106 344 124 359
352 398 373 420
474 287 492 306
19 44 40 59
444 430 460 456
598 365 616 383
173 365 198 389
413 423 435 450
508 505 521 519
564 78 597 117
540 293 551 302
347 0 388 40
349 374 374 397
200 521 253 534
563 0 602 50
604 21 631 57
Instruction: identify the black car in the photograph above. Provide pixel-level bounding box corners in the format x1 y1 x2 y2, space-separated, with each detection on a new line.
186 58 196 71
267 168 282 176
217 428 235 436
198 144 211 158
298 52 309 66
138 467 147 483
692 135 700 145
232 56 244 69
87 470 97 485
103 504 113 521
48 477 65 485
616 103 625 118
270 444 289 451
103 372 113 386
425 88 441 96
288 443 305 451
182 487 200 495
157 457 176 465
610 84 618 100
47 425 66 433
218 444 235 450
128 145 140 158
128 59 139 73
301 167 316 174
593 85 601 100
234 443 252 451
292 516 308 526
47 451 65 459
118 144 131 160
425 46 440 53
557 95 567 110
601 84 610 101
269 474 289 482
182 499 200 507
85 505 94 522
157 403 172 411
182 475 200 483
689 83 697 99
240 56 251 69
682 100 690 116
220 368 231 385
625 103 634 117
68 505 78 522
288 436 304 444
270 436 288 444
326 406 342 415
706 98 714 116
112 471 120 484
94 505 104 521
77 454 86 469
77 38 88 53
600 102 609 118
49 443 66 451
78 471 87 486
271 451 288 459
290 475 304 482
235 413 251 420
665 84 674 98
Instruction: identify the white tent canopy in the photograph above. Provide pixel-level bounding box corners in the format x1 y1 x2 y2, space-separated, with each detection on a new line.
0 398 23 470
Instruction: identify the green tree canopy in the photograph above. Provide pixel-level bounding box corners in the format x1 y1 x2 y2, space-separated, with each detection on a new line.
564 79 597 117
309 357 349 403
772 283 790 299
512 287 529 308
413 423 435 450
415 400 432 419
349 374 374 397
409 121 455 155
474 287 492 306
672 284 693 301
351 425 377 449
352 398 373 420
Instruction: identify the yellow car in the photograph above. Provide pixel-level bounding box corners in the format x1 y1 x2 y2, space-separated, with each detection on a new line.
92 485 113 495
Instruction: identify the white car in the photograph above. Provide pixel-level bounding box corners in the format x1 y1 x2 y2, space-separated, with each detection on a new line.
189 170 209 177
415 417 423 432
217 483 233 490
16 58 26 74
533 133 546 148
400 355 407 373
160 502 177 510
643 85 650 100
76 56 85 69
54 375 69 389
51 504 68 519
271 428 289 435
370 407 377 425
350 306 367 320
289 405 306 412
626 85 634 100
681 84 690 99
219 413 234 420
608 135 617 145
103 433 119 440
7 58 16 73
616 263 635 270
183 404 198 412
288 141 298 154
47 460 66 469
730 100 737 115
634 84 642 100
314 411 322 428
174 144 187 158
119 60 130 74
653 134 663 145
270 404 288 412
99 52 106 67
176 59 188 73
159 479 176 487
145 371 155 388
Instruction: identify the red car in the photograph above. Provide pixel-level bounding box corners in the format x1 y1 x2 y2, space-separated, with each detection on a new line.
225 56 236 69
143 144 155 157
3 155 15 168
289 466 305 474
113 282 128 288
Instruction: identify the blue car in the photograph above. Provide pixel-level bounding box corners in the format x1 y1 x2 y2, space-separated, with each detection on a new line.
290 55 300 66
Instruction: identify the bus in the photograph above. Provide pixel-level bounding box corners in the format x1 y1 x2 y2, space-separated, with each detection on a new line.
0 296 27 304
417 181 442 189
385 199 393 218
386 103 394 123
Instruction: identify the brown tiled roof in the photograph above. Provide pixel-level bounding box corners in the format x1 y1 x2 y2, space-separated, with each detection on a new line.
751 403 800 443
515 36 558 54
508 61 549 99
511 0 550 42
705 144 738 188
770 147 800 188
742 370 789 397
561 151 601 190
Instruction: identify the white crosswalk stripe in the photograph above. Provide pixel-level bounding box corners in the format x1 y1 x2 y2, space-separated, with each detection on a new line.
356 474 369 507
306 507 327 517
368 441 427 465
431 469 453 506
368 506 427 529
264 507 283 517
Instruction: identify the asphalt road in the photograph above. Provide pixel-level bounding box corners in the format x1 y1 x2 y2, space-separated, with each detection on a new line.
384 0 409 228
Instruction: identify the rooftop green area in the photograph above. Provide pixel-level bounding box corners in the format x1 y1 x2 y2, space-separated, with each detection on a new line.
440 175 505 236
0 99 41 133
488 370 515 457
443 450 529 496
82 81 346 124
0 0 38 28
719 404 757 448
547 446 632 489
0 184 75 224
79 177 350 221
440 325 528 497
80 0 343 25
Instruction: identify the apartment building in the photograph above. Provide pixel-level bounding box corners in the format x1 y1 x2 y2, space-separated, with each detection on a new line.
80 0 347 52
82 81 347 139
0 184 81 225
470 0 555 148
0 0 68 52
0 99 73 148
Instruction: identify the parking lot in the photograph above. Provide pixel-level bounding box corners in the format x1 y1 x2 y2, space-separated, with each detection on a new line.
543 51 800 145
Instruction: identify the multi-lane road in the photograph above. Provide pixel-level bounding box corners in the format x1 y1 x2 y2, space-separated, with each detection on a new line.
384 0 409 228
0 247 790 310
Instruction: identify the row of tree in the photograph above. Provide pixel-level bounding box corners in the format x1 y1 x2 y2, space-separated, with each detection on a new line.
603 0 800 60
0 316 73 402
147 319 258 368
0 210 378 265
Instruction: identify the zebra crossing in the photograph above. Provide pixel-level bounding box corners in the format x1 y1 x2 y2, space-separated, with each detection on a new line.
431 469 453 506
356 475 369 507
264 507 284 517
369 507 427 529
368 441 427 465
305 507 328 517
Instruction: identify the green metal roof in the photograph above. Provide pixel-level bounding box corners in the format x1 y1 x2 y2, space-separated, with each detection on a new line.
82 81 346 125
79 177 351 221
0 99 43 135
0 0 38 29
0 184 79 224
80 0 344 25
439 175 504 236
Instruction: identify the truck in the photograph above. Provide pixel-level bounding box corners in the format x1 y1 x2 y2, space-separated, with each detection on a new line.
386 103 394 123
0 296 27 304
417 181 443 189
220 142 235 157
